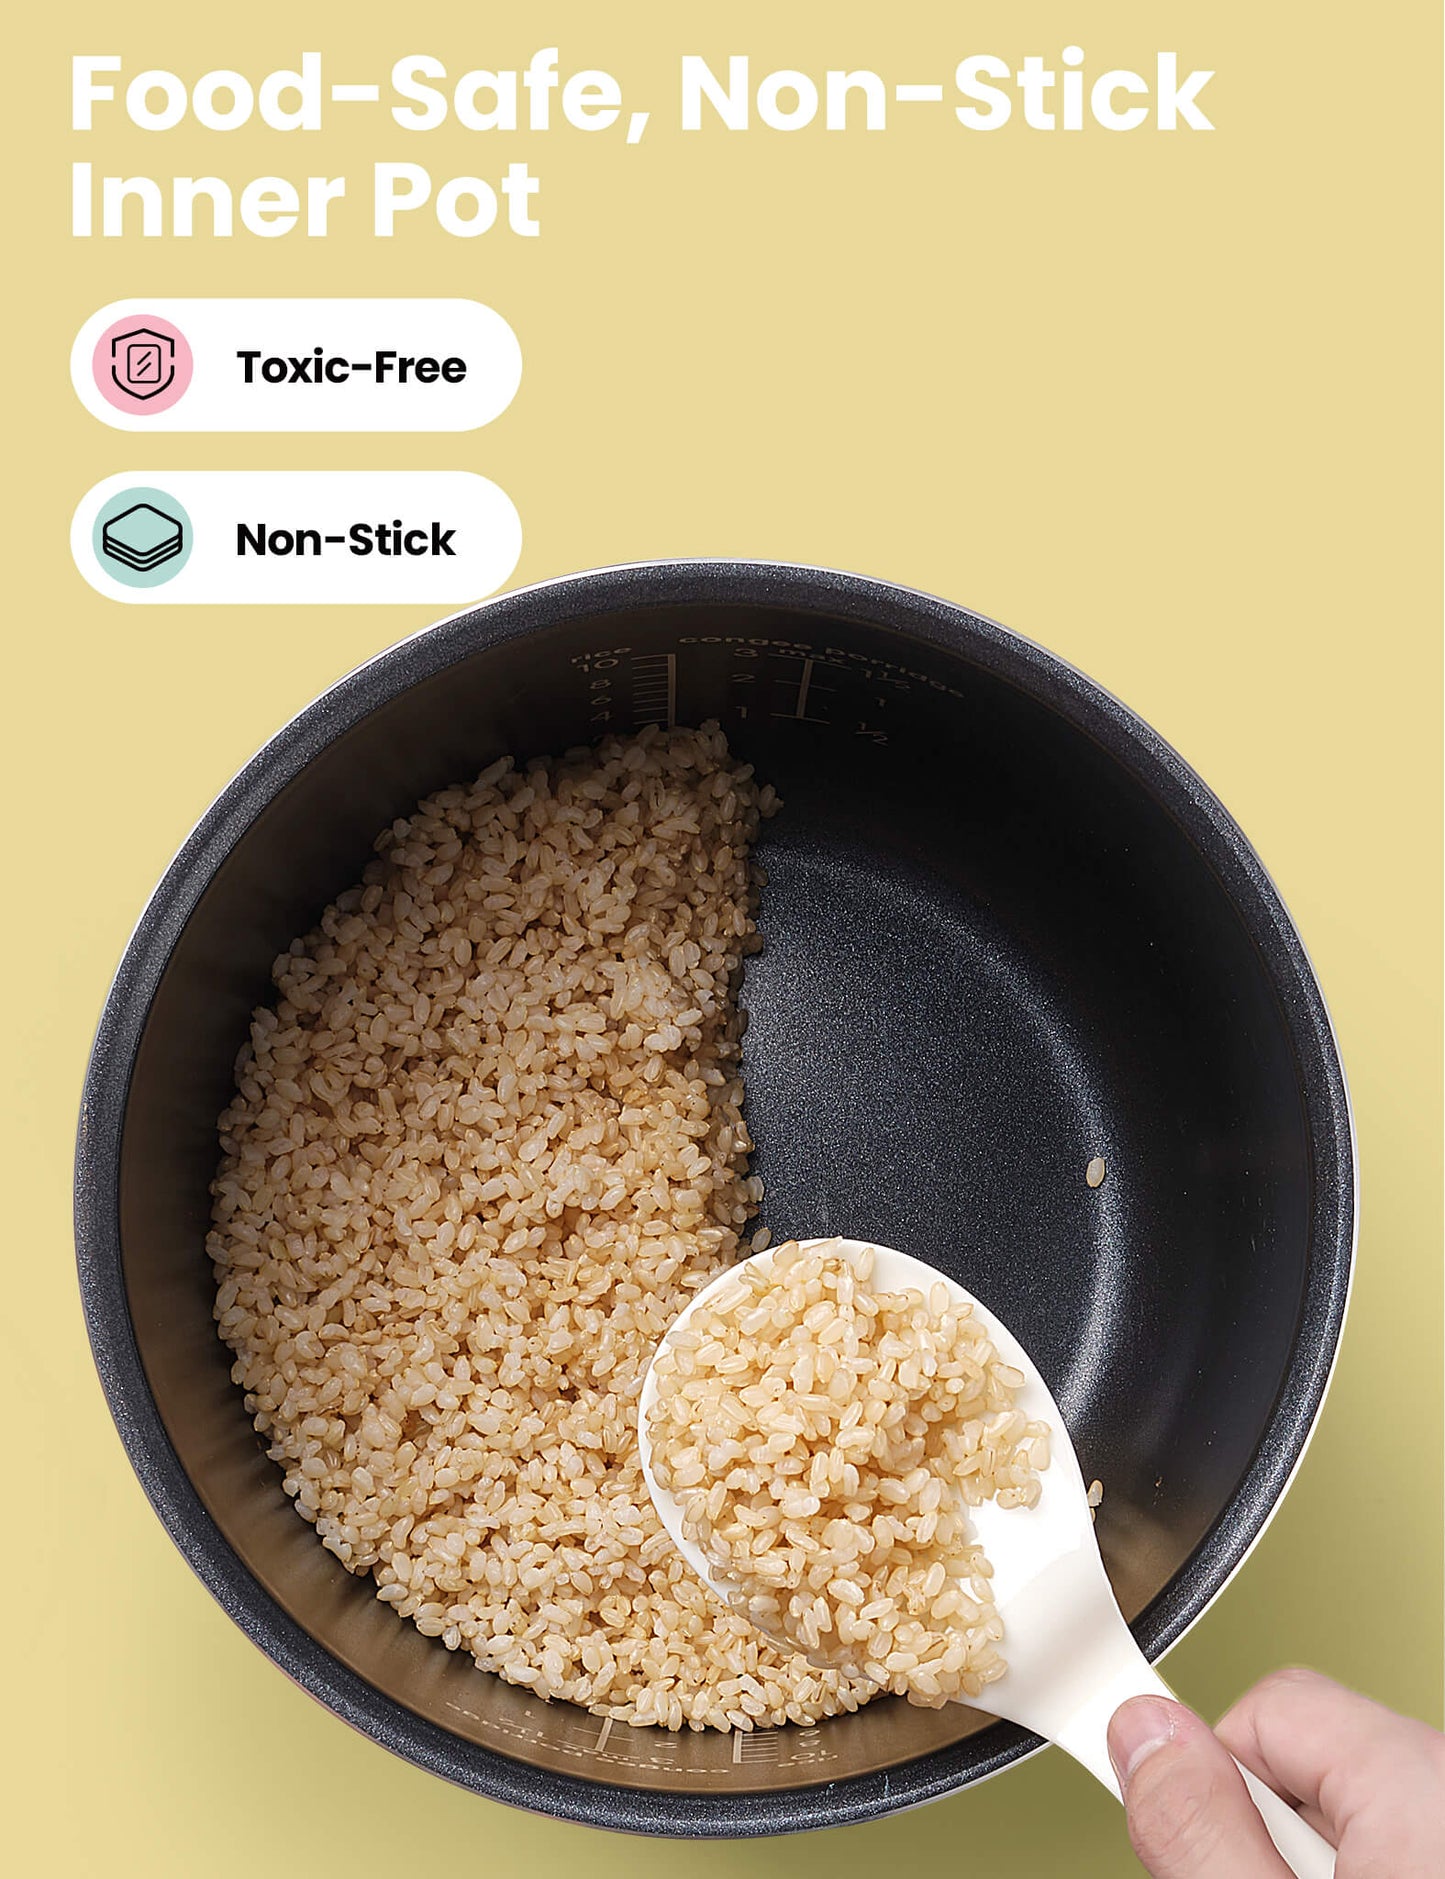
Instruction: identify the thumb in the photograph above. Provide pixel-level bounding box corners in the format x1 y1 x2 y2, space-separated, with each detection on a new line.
1109 1696 1291 1877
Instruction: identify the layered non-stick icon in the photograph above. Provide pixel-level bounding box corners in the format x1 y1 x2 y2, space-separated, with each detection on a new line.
91 485 194 588
102 501 184 570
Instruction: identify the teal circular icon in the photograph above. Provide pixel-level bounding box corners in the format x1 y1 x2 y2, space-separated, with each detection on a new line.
93 485 193 589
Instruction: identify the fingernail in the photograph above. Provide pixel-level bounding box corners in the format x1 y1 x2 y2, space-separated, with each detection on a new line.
1109 1697 1178 1790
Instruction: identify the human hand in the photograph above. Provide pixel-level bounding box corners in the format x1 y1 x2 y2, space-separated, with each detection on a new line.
1108 1668 1445 1876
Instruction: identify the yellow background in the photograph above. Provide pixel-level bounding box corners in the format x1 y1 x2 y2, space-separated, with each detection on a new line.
4 3 1440 1873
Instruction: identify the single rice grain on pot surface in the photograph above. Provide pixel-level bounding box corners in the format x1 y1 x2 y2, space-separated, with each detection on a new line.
209 723 872 1731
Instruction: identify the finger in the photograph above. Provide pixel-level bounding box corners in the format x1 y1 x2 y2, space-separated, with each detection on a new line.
1217 1667 1445 1859
1218 1667 1386 1809
1109 1696 1290 1878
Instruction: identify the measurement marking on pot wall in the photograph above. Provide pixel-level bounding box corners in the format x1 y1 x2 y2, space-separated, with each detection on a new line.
770 653 837 725
441 1694 841 1768
575 640 952 744
630 651 677 728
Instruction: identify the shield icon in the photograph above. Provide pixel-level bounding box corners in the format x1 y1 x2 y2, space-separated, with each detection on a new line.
110 326 176 401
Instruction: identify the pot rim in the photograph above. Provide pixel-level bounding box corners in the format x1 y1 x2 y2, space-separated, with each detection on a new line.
74 559 1357 1837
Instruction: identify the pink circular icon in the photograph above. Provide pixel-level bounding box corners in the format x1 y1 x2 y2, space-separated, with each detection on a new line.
93 314 194 415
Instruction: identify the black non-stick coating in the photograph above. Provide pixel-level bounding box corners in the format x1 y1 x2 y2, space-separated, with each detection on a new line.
75 564 1353 1836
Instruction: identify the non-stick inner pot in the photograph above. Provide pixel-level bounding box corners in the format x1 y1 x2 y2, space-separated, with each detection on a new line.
79 565 1353 1836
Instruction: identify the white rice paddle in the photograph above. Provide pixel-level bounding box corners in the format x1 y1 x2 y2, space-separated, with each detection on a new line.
639 1238 1334 1876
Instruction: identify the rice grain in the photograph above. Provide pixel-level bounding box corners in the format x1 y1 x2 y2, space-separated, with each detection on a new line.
209 724 871 1731
647 1240 1051 1708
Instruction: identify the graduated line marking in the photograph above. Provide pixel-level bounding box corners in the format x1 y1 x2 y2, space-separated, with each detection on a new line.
630 652 677 728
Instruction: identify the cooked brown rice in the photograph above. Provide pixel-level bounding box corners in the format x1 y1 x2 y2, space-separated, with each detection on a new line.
209 723 877 1730
646 1239 1050 1707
